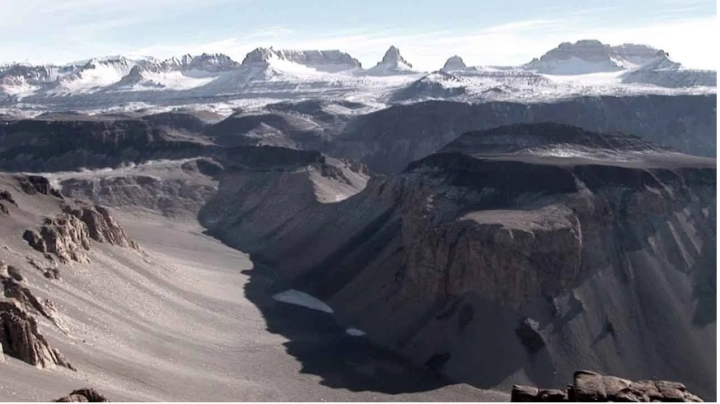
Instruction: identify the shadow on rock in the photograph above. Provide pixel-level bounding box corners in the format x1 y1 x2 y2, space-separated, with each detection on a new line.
241 266 459 395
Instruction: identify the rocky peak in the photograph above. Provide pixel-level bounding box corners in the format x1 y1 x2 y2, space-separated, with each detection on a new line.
442 55 467 72
241 47 278 66
379 45 412 68
611 43 663 65
364 46 417 76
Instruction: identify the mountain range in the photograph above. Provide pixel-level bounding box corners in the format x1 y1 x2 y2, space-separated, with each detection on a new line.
0 40 715 114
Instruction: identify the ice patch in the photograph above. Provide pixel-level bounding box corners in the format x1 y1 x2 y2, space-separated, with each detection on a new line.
272 289 334 313
345 328 366 337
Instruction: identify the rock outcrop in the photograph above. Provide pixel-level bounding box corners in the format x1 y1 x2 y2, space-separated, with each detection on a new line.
511 370 704 402
16 175 63 198
23 203 138 263
1 272 65 330
0 299 74 370
54 388 109 402
23 214 92 264
64 204 139 249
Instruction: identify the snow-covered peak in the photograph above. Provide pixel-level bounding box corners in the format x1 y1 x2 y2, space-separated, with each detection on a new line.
442 56 467 72
365 46 419 76
525 40 665 75
381 46 408 65
240 47 361 72
636 51 681 71
610 44 662 65
620 51 716 88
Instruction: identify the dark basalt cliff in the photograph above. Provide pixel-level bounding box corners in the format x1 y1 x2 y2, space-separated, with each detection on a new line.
199 123 717 399
0 117 211 172
330 95 716 173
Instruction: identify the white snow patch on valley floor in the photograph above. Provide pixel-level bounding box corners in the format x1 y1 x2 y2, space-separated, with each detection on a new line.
272 289 334 313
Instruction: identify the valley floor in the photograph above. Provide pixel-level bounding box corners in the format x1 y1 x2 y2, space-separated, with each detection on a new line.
0 211 507 401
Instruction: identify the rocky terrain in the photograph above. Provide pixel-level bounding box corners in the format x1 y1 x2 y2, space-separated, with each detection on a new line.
0 67 715 400
511 370 704 402
192 123 716 400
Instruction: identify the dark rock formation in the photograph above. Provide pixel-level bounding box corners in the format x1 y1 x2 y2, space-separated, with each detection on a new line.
0 189 16 205
64 203 139 249
23 203 138 263
54 388 109 402
511 370 704 402
23 215 91 264
0 202 7 215
331 96 716 173
0 118 210 172
16 175 62 198
0 299 74 369
200 123 716 399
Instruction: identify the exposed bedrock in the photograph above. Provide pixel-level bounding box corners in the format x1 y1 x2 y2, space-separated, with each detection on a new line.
330 95 717 173
511 370 704 402
199 124 717 399
0 299 74 370
54 388 109 402
23 200 139 264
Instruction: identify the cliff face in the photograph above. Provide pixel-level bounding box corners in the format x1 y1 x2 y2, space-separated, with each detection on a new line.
331 95 717 173
199 124 717 399
0 117 210 172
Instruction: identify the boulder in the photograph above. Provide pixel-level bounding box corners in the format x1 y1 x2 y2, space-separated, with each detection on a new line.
511 385 539 402
54 388 109 402
510 371 705 402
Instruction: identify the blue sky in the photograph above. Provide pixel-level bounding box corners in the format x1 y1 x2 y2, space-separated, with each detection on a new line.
0 0 716 69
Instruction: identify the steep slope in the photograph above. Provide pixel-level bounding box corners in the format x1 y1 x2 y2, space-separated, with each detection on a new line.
330 95 717 173
197 123 717 400
1 168 505 401
441 56 470 73
365 46 422 76
621 52 717 88
0 114 212 172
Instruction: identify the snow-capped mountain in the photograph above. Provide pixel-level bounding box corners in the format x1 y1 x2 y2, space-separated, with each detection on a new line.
524 40 661 74
441 56 470 73
0 39 715 113
364 46 421 76
241 47 362 73
621 51 717 88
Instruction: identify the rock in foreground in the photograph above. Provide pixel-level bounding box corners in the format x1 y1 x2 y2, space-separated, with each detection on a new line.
0 299 74 370
54 388 109 402
511 370 704 402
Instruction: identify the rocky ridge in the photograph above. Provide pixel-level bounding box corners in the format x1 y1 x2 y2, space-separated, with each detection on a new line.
511 370 704 402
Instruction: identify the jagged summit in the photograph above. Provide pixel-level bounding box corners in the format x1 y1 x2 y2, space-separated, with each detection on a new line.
364 46 419 76
442 55 467 72
379 46 412 67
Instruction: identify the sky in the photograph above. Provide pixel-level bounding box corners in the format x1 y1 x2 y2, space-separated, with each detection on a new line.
0 0 716 70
